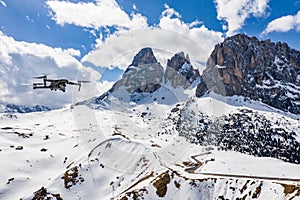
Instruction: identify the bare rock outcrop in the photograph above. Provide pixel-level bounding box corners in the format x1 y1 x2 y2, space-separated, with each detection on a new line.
196 34 300 114
165 52 200 88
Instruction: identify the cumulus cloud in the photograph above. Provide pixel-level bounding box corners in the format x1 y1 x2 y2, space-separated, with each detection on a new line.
214 0 270 36
0 31 106 108
82 5 223 72
263 11 300 34
46 0 147 30
46 1 223 71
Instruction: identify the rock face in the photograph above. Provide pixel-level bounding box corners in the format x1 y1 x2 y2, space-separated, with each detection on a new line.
130 47 158 67
111 47 164 94
109 48 200 95
164 101 300 164
196 34 300 114
165 52 200 88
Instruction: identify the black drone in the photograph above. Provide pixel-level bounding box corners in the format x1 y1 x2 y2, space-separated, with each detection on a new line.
32 75 90 92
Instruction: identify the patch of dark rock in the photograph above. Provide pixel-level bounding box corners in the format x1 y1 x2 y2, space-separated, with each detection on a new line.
32 187 63 200
252 183 262 198
15 146 23 150
1 127 13 130
141 112 148 118
280 183 300 197
14 131 32 138
62 166 84 189
40 148 48 152
236 194 248 200
7 178 14 184
121 188 147 200
63 157 67 164
3 113 17 119
174 180 180 189
153 171 171 197
240 180 250 194
171 107 180 112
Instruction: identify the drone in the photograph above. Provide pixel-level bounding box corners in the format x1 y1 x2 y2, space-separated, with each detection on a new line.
32 75 90 92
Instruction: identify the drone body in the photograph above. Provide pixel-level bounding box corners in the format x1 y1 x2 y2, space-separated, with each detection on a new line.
32 75 89 92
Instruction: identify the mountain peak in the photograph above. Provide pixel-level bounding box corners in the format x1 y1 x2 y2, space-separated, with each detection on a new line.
196 34 300 114
165 51 199 88
93 48 200 105
167 51 188 70
130 47 158 67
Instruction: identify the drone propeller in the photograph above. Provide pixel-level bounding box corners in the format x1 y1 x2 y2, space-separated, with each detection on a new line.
68 80 91 91
33 75 47 79
68 81 79 85
20 83 33 86
78 80 91 83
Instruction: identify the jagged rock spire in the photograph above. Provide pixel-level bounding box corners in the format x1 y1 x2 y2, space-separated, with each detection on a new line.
130 47 158 67
165 51 200 88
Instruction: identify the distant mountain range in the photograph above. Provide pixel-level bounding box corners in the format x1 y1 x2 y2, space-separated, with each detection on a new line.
0 104 51 113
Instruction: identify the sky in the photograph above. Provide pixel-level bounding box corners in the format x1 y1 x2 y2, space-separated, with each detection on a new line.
0 0 300 108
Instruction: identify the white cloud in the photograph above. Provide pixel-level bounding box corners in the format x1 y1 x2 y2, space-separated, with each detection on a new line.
46 0 147 30
46 1 223 70
82 6 223 72
214 0 270 36
162 4 181 18
263 11 300 34
132 4 137 10
0 31 103 108
0 0 7 7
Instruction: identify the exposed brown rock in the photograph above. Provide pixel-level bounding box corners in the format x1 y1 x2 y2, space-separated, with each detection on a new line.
109 49 200 97
130 47 157 67
165 52 200 89
111 48 164 94
196 34 300 114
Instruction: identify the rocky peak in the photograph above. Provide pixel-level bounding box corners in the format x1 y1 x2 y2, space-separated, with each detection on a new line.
167 52 188 70
110 48 163 94
196 33 300 114
130 47 158 67
94 48 201 104
112 48 200 94
165 51 200 88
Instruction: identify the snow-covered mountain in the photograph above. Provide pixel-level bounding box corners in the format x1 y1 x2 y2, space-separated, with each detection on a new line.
90 47 200 106
0 35 300 200
0 103 51 113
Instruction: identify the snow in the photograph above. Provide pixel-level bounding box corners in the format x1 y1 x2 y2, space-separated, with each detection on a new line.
0 93 299 199
216 64 227 69
179 61 192 72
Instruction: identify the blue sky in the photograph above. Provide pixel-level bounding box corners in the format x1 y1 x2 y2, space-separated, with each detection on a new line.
1 0 300 56
0 0 300 107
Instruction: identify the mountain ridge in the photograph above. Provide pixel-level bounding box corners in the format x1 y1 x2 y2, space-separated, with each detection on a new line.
196 33 300 114
91 47 200 105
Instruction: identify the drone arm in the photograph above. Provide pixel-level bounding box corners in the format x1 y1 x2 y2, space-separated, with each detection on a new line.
78 82 81 91
67 81 81 91
77 81 90 91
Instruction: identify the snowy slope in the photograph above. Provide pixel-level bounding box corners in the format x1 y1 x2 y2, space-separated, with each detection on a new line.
0 93 299 200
